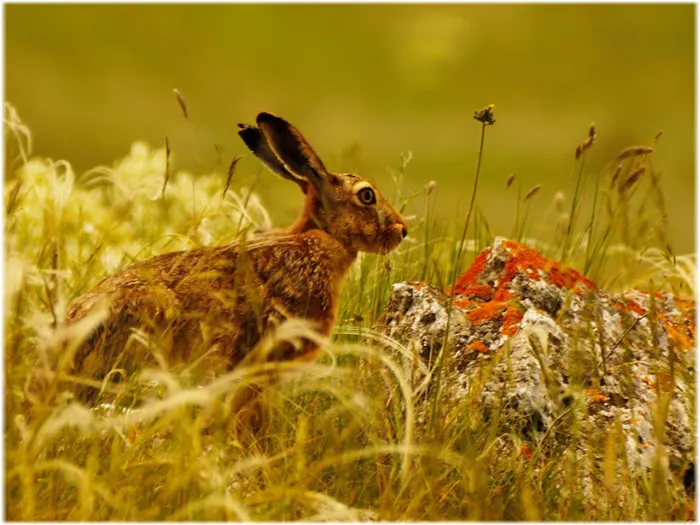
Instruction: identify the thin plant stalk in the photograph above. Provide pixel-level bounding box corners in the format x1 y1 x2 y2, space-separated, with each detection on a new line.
429 118 490 434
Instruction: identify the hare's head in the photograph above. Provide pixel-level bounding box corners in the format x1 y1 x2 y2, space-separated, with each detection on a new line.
238 112 408 255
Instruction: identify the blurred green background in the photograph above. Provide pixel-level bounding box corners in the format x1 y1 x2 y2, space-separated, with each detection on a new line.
5 4 695 252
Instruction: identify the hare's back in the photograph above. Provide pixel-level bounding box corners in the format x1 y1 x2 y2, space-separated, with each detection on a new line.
66 246 236 321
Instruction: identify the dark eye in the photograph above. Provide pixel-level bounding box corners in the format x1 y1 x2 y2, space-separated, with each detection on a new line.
357 187 376 206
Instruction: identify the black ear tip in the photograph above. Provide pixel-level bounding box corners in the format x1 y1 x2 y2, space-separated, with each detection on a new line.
237 125 262 152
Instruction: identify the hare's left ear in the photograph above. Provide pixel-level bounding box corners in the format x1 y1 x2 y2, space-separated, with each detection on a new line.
237 123 308 193
256 112 328 193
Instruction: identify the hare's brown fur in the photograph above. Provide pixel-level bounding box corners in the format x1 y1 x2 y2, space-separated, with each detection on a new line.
64 112 407 400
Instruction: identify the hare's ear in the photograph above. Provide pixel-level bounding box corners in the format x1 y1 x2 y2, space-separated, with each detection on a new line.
237 123 308 193
256 112 328 191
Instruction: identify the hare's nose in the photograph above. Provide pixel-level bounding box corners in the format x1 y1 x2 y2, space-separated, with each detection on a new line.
401 226 408 238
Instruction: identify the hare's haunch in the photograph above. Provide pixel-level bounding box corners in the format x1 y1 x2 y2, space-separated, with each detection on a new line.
64 112 408 400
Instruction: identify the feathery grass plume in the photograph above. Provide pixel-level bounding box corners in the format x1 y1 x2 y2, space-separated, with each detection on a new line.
172 88 188 119
554 191 565 212
506 172 516 189
4 102 33 166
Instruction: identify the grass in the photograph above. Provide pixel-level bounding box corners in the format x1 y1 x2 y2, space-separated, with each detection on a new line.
4 102 695 520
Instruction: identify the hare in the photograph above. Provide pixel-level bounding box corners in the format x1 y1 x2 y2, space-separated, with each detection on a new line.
63 112 408 401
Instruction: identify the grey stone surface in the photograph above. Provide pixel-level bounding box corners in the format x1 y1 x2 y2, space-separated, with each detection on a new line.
380 237 695 484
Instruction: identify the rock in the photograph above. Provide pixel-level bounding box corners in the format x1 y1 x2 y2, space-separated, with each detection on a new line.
380 237 695 484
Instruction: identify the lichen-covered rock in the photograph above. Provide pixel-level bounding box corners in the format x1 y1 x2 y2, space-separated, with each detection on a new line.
381 237 695 484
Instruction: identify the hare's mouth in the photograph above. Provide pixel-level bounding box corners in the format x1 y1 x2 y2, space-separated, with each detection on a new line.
378 232 405 254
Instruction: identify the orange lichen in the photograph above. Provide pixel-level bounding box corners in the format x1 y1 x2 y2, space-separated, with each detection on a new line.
640 375 654 388
454 298 471 310
469 341 489 353
610 297 646 317
448 242 696 360
501 326 519 337
455 299 524 337
494 288 513 301
452 249 490 296
665 322 692 350
656 373 674 386
585 387 608 403
447 241 696 346
610 299 625 311
521 444 533 460
450 240 595 338
500 240 596 294
625 299 646 316
466 302 507 325
501 304 524 336
126 426 137 444
458 284 495 302
612 293 695 351
684 500 695 521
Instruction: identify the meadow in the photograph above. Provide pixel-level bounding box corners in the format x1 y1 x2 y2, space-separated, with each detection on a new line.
4 4 695 520
4 98 695 520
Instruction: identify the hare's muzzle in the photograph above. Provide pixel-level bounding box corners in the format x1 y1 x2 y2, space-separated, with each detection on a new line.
380 218 408 254
394 222 408 239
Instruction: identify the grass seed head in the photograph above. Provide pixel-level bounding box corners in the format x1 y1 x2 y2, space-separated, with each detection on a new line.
621 167 646 192
161 136 170 198
617 146 654 160
473 104 496 126
611 163 623 189
222 155 242 198
524 184 542 201
173 88 188 119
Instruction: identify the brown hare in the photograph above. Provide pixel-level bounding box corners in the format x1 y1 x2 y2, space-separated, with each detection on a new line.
63 112 408 401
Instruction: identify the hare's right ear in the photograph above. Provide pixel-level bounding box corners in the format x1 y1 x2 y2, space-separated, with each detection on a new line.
237 123 308 193
255 112 329 193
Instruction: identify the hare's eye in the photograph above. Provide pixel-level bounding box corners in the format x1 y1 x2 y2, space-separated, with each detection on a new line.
357 187 376 206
